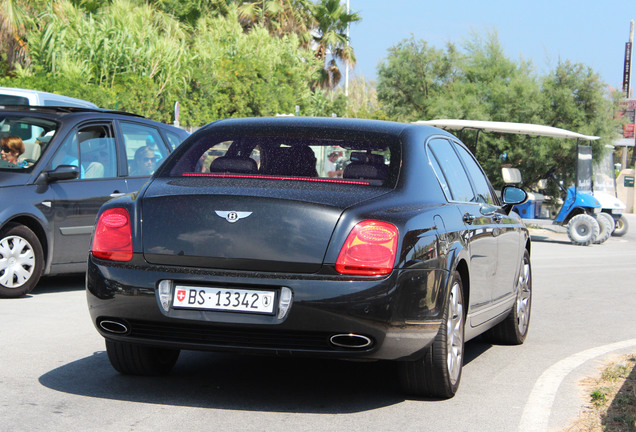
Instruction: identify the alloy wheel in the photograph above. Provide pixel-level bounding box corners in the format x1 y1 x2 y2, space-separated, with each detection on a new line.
447 281 464 385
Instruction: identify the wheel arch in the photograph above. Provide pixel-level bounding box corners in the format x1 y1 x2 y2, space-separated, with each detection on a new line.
563 206 584 225
2 215 50 274
455 258 469 317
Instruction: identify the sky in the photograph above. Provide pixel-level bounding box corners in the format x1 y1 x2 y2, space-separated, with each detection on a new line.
346 0 633 91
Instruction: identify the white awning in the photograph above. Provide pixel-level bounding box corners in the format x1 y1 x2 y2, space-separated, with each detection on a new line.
414 119 600 141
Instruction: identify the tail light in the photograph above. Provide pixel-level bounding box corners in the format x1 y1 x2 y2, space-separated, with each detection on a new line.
92 208 133 261
335 221 399 276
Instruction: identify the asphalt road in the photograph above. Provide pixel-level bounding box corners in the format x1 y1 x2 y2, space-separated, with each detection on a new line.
1 214 635 432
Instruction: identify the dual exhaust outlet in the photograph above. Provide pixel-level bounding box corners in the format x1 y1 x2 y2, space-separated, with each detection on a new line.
329 333 373 349
98 319 129 335
98 318 373 350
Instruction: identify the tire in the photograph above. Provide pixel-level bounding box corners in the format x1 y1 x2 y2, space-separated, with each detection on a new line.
398 271 465 398
484 249 532 345
612 215 629 237
593 213 613 244
0 223 44 298
567 214 599 246
105 339 180 376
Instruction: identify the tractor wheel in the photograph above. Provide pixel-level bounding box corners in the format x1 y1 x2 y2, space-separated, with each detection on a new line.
612 216 628 237
593 213 613 244
567 214 599 246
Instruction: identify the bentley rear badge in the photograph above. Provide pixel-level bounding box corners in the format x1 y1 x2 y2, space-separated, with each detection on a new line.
215 210 253 223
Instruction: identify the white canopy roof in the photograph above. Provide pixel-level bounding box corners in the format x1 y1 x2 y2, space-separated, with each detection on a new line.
414 119 599 141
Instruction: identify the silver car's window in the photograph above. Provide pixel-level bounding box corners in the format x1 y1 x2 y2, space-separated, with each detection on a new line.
121 122 169 177
51 124 116 179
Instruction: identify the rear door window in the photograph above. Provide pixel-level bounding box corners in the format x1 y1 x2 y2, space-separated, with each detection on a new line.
120 122 169 176
164 130 186 150
427 138 475 202
453 142 496 205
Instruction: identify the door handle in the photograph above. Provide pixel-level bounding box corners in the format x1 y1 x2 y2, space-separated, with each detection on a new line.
463 213 476 224
110 192 126 198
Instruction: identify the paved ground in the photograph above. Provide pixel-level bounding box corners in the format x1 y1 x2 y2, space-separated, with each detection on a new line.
1 214 635 431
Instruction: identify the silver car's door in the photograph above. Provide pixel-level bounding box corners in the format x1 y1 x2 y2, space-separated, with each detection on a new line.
47 122 127 266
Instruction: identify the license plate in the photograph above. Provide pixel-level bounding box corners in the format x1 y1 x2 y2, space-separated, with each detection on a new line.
172 285 276 314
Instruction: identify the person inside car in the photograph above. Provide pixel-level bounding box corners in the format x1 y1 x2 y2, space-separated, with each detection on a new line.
1 136 29 167
131 146 158 176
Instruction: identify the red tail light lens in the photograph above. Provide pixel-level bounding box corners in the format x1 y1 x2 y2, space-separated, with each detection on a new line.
335 221 399 275
92 208 133 261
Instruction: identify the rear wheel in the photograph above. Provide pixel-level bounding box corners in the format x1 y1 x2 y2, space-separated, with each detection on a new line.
105 340 180 375
612 216 628 237
398 271 464 398
567 214 599 246
0 223 44 298
593 213 614 244
485 249 532 344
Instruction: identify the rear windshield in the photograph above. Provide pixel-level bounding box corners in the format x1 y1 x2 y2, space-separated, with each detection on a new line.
165 135 399 187
0 114 58 171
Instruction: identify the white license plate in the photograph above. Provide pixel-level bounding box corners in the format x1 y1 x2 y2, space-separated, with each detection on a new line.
172 285 276 314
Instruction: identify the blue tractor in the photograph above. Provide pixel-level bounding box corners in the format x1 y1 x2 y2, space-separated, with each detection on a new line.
415 119 607 246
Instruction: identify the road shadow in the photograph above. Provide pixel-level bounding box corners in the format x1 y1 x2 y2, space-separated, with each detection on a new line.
529 233 572 245
39 340 489 410
31 274 86 296
601 355 636 430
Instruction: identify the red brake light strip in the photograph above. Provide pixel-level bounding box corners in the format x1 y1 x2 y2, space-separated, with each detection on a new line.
183 173 370 185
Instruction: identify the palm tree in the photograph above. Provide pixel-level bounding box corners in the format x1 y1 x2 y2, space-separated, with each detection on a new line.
311 0 360 89
236 0 314 46
0 0 31 73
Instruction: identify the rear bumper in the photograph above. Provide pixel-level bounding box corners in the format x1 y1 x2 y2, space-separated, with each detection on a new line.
86 256 447 361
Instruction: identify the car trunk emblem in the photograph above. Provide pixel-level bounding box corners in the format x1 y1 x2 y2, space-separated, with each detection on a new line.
215 210 252 223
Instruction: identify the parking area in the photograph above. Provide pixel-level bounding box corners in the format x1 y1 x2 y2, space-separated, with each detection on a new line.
1 214 635 431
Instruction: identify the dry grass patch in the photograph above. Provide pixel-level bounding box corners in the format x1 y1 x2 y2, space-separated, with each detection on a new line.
564 354 636 431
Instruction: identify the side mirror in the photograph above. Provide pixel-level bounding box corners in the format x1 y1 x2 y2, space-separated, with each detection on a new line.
501 185 528 214
37 165 80 184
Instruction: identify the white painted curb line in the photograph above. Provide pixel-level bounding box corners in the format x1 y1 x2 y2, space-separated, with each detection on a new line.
518 339 636 432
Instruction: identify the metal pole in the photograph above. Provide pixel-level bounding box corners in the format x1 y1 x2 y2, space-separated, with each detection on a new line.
345 0 350 97
624 21 635 170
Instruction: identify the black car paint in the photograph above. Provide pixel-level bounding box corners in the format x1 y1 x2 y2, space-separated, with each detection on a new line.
87 117 529 361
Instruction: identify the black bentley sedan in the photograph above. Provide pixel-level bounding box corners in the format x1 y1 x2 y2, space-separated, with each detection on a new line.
0 105 188 298
87 117 531 398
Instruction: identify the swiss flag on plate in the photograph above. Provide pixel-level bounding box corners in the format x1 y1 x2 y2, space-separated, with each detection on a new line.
177 290 186 302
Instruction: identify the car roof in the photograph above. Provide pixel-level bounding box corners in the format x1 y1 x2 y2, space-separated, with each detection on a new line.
0 105 145 118
201 116 448 142
0 87 99 108
208 116 408 132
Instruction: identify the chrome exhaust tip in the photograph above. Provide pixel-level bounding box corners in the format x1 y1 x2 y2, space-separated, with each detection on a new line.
330 333 373 349
98 319 129 334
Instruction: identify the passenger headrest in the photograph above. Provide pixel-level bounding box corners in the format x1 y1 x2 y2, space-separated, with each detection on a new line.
209 156 257 174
